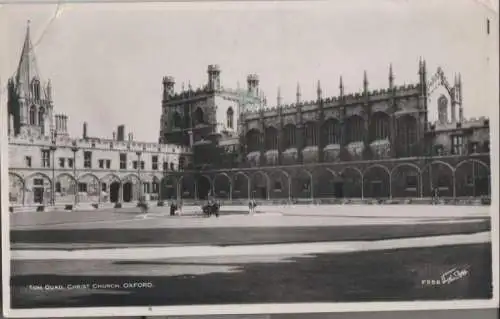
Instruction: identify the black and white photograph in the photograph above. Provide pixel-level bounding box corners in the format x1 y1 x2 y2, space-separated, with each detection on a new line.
1 0 498 317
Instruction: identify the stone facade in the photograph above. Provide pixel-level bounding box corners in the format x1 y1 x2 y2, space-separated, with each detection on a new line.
159 63 491 201
7 23 191 208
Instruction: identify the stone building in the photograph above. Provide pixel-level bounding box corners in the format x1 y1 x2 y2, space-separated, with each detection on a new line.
7 23 190 208
159 62 490 202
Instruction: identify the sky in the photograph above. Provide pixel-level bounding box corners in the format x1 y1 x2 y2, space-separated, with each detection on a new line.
0 0 498 142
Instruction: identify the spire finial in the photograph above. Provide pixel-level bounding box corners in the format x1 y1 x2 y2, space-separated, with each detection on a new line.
389 64 394 88
339 75 344 97
316 80 322 99
296 82 301 104
277 86 282 107
363 70 368 92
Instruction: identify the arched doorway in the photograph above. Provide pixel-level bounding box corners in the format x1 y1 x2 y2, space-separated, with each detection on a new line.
110 182 120 203
213 173 231 199
123 182 133 202
363 164 390 198
251 171 269 200
196 175 212 200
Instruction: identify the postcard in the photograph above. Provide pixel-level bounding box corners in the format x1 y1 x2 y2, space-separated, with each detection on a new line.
1 0 498 317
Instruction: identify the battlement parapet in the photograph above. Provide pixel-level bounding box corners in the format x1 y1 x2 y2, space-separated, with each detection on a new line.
8 135 192 154
429 116 490 131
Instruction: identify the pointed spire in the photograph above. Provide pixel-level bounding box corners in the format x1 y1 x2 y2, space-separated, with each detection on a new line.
46 79 52 100
339 75 344 97
296 82 301 104
363 70 368 93
389 64 394 89
16 20 42 98
316 80 322 100
277 86 282 107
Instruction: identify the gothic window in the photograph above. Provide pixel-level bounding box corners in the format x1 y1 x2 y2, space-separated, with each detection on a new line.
59 158 65 168
246 129 261 152
324 119 340 145
38 107 45 133
119 153 127 169
371 112 390 140
396 115 417 157
25 156 32 168
106 160 111 169
194 107 204 124
83 151 92 168
265 127 279 150
41 150 50 168
438 95 448 123
346 116 363 143
55 182 61 193
283 124 296 149
33 80 41 100
29 105 36 125
451 135 464 155
304 122 317 146
226 107 234 129
152 155 158 170
173 112 182 128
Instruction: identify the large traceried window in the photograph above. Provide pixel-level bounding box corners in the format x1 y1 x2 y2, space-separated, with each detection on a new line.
283 124 296 149
33 80 41 100
265 126 279 150
346 116 364 143
371 112 390 140
397 115 417 157
324 119 341 145
226 107 234 129
304 122 318 147
173 112 182 128
246 129 261 152
194 107 204 124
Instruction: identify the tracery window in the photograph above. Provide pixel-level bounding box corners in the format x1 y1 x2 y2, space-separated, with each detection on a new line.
346 116 363 143
29 105 36 125
265 127 278 150
304 122 317 146
397 115 417 157
246 129 261 152
226 107 234 129
194 107 204 124
173 112 182 128
38 107 45 134
372 112 390 140
33 80 41 100
324 119 341 144
283 124 296 149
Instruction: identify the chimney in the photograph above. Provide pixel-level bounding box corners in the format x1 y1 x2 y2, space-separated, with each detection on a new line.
83 122 88 139
117 125 125 141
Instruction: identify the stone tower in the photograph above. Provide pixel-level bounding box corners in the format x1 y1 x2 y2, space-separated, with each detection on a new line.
8 21 55 138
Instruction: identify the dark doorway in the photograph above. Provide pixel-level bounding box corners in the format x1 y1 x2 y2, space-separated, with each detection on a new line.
34 187 44 204
110 182 120 203
197 176 211 200
123 182 133 202
475 177 489 196
370 181 383 198
258 187 267 199
333 182 344 198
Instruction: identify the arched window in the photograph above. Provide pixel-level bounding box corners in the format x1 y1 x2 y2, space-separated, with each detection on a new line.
33 80 41 100
397 115 417 157
173 112 182 128
265 126 278 150
226 107 234 129
283 124 296 149
304 122 318 146
246 129 261 152
38 107 45 134
371 112 390 141
324 119 341 144
29 105 36 125
346 115 364 143
194 107 204 124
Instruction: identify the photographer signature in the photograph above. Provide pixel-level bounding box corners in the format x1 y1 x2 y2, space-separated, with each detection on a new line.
421 265 470 286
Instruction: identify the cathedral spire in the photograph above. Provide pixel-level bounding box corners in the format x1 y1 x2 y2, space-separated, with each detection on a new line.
15 20 42 98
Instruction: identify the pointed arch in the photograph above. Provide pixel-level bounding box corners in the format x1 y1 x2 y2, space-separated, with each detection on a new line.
194 107 205 124
390 163 422 198
345 115 364 143
322 118 341 145
363 164 391 198
269 168 291 199
246 129 261 152
161 175 177 200
214 172 232 199
251 170 270 200
25 172 52 205
283 124 297 149
173 112 182 128
232 171 250 200
265 126 279 151
196 174 213 200
454 159 490 197
226 107 234 129
421 160 455 198
340 166 364 198
9 172 25 205
29 105 36 125
370 111 390 141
